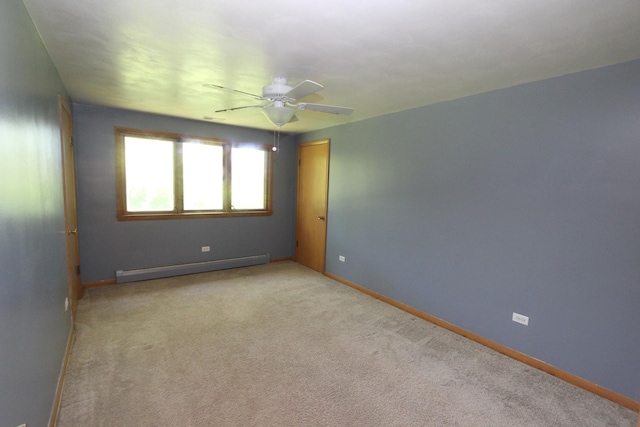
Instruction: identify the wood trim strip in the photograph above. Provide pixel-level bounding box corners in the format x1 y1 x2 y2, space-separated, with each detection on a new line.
324 272 640 412
83 279 116 289
299 138 330 147
49 326 75 427
270 257 294 263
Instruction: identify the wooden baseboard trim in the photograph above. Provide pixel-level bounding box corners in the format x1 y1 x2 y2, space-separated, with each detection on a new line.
49 325 75 427
271 257 294 263
83 279 116 289
325 272 640 413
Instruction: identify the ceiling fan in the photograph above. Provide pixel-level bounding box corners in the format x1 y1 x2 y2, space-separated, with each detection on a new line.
204 77 354 128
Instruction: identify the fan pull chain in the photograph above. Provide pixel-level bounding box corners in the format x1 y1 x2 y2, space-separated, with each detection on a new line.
272 127 281 152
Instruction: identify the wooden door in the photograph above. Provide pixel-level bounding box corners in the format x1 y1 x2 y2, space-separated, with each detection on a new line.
296 139 330 272
60 96 82 317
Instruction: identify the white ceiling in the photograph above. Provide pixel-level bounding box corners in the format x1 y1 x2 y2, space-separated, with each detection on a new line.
22 0 640 133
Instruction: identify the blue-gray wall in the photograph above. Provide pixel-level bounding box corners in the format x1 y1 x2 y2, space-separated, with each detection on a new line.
299 60 640 401
0 1 72 426
73 104 297 283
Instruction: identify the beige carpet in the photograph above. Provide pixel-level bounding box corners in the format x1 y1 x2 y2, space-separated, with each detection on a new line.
57 261 637 426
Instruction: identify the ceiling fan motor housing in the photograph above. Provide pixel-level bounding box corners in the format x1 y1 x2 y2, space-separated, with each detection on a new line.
262 77 292 100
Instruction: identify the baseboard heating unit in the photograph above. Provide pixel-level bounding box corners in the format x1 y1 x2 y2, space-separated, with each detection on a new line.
115 253 270 284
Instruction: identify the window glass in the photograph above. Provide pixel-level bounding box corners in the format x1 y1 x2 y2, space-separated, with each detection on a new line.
183 142 224 210
124 136 174 212
232 147 266 210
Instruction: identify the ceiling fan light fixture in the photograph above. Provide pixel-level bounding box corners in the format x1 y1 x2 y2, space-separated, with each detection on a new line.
262 104 296 127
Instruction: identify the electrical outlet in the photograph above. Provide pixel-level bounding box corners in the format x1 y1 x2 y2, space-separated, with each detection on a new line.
201 246 210 252
338 255 346 262
512 312 529 326
65 297 69 312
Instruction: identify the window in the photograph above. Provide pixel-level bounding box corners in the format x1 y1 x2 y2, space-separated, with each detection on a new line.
116 127 272 220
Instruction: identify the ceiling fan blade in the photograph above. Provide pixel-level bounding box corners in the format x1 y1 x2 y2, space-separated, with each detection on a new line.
203 84 263 100
285 80 323 101
214 104 263 113
297 103 354 115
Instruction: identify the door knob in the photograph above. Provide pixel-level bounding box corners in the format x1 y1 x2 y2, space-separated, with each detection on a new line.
317 216 326 221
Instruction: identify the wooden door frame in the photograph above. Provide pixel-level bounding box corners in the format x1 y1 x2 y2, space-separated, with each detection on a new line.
295 139 330 272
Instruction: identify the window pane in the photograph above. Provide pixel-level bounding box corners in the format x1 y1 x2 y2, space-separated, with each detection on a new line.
124 137 174 212
183 143 223 210
232 147 266 210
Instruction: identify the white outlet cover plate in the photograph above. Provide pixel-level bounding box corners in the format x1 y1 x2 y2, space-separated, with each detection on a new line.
338 255 345 262
512 312 529 325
